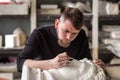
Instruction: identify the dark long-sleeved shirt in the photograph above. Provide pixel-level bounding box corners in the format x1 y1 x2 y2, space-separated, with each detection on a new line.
17 25 92 72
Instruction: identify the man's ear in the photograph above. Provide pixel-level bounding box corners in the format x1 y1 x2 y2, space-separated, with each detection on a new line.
55 19 60 29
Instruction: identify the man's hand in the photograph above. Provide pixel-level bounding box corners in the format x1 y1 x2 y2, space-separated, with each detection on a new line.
93 59 105 68
50 52 69 69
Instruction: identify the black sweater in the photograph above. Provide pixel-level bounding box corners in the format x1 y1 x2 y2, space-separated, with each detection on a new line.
17 25 92 72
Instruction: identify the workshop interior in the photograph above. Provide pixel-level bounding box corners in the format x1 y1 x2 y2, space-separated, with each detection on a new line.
0 0 120 80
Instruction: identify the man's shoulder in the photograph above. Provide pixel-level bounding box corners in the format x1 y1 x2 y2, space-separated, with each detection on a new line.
32 25 55 36
36 25 54 31
76 29 88 40
79 29 86 36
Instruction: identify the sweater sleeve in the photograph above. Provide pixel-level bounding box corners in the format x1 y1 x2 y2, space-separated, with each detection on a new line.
17 28 41 72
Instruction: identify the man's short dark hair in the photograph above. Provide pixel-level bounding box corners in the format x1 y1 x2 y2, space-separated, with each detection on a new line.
61 7 84 30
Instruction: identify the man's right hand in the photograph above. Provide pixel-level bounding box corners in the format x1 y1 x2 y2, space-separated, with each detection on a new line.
50 52 69 69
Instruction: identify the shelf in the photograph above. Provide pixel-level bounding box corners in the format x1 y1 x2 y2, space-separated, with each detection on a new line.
99 15 120 25
99 15 120 21
84 13 93 21
0 15 30 18
0 47 23 56
37 13 92 21
0 0 34 79
37 14 60 21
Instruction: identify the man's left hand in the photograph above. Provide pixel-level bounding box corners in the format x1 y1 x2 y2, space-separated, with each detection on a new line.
93 59 105 69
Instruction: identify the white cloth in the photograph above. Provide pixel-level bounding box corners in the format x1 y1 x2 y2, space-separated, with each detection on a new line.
21 58 106 80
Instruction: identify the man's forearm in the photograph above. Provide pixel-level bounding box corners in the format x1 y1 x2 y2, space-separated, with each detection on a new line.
23 53 69 71
23 59 53 70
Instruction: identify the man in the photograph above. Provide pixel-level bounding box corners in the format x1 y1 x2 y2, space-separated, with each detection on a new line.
17 7 104 72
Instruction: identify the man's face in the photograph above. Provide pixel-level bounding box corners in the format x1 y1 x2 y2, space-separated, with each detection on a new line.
55 18 80 44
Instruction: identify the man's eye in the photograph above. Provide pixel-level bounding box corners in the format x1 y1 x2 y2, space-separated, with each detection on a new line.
72 33 77 35
64 30 69 33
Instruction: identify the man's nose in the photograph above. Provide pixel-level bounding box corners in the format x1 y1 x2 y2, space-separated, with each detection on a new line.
66 33 72 40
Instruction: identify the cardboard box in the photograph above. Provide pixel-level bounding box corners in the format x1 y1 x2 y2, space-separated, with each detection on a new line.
0 3 29 15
